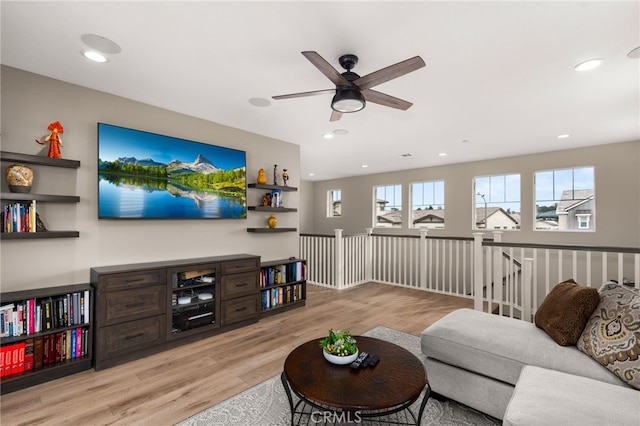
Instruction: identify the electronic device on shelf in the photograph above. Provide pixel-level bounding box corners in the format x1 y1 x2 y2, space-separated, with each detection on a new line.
198 292 213 300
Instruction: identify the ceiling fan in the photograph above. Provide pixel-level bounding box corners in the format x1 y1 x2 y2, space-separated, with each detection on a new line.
272 51 426 121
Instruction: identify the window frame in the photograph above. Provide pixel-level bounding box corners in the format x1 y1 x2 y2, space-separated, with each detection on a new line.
534 166 595 232
373 183 403 228
473 173 521 231
410 180 445 229
327 189 342 218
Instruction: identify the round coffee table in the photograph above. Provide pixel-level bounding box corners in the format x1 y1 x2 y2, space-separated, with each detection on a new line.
281 336 430 425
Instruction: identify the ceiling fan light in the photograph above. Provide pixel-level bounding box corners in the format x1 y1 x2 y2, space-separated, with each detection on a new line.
331 88 365 113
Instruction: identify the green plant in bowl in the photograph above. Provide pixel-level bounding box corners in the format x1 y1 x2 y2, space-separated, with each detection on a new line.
319 329 358 356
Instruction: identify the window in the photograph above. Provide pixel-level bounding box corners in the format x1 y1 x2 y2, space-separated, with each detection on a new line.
374 184 402 228
411 180 445 229
327 189 341 217
535 166 595 231
474 174 521 230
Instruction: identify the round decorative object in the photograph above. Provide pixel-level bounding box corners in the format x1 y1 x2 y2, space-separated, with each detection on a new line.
323 349 359 365
257 168 267 184
6 164 34 193
267 214 277 229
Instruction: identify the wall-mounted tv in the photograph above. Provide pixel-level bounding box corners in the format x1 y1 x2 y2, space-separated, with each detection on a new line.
98 123 246 219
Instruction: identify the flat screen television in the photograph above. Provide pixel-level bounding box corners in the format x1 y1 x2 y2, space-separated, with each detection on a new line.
98 123 246 219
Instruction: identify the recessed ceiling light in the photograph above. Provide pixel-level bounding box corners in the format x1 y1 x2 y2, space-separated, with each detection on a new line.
628 46 640 59
82 51 108 63
81 34 121 54
323 133 334 139
557 134 570 139
249 97 271 107
574 58 603 72
308 173 315 176
438 152 447 157
361 164 368 168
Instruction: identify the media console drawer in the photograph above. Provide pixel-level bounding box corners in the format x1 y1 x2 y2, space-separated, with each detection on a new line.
221 271 258 299
221 258 260 275
96 315 166 363
100 284 167 326
222 294 258 325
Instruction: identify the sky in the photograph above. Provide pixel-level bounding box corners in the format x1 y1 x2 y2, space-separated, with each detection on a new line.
98 123 246 170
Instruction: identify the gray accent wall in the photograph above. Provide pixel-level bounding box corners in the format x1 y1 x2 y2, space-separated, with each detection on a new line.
1 66 301 292
309 141 640 247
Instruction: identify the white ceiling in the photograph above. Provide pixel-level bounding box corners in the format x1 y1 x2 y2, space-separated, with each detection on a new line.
2 1 639 181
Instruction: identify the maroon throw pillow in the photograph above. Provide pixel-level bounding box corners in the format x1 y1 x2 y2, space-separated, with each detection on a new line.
535 279 600 346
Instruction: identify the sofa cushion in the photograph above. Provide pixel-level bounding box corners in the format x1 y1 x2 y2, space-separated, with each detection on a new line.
534 279 599 346
504 366 640 426
577 283 640 390
421 308 625 387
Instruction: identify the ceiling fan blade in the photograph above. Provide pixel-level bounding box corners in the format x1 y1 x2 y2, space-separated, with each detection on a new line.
330 110 343 122
272 88 335 100
302 51 350 87
362 89 413 110
354 56 425 90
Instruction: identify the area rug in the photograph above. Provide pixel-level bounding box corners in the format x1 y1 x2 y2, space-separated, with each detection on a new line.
177 326 500 426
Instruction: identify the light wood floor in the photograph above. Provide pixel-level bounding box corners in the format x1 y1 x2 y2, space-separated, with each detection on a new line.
0 282 472 425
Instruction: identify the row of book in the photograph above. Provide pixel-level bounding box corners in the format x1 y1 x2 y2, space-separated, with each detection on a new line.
0 291 90 338
260 262 305 288
0 327 89 377
260 284 303 310
1 201 37 233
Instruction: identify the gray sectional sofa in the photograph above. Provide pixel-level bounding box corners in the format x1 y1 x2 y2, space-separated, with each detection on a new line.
421 307 639 424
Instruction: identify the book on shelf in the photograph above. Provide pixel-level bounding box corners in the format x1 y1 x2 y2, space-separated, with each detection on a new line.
1 200 37 233
0 291 90 338
270 189 283 208
261 283 303 311
260 261 305 288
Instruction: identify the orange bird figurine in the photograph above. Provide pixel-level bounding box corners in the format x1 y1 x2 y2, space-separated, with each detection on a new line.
36 121 64 158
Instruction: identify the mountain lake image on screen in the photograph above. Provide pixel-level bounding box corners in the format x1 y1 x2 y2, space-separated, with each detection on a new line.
97 123 247 219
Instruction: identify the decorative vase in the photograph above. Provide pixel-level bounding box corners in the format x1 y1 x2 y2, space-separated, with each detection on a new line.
267 214 277 229
257 168 267 184
6 164 34 193
323 349 359 365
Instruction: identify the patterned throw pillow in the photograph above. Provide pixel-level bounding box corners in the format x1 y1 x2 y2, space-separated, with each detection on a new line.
534 279 600 346
577 282 640 389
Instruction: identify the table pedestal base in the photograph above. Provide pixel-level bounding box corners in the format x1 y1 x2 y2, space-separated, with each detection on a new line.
281 373 431 426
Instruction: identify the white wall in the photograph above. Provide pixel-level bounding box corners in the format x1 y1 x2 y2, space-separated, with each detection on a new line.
311 140 640 248
0 66 301 292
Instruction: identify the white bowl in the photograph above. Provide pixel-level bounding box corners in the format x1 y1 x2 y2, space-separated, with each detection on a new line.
323 349 358 365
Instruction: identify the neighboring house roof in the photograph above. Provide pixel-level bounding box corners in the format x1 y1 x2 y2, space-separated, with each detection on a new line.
475 207 518 225
413 209 445 223
377 210 402 224
536 211 559 220
377 207 519 225
556 189 594 213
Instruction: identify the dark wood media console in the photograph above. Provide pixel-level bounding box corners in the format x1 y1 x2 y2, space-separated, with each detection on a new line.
91 254 260 370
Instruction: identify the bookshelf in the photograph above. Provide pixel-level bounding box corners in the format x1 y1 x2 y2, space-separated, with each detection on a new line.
0 283 93 394
247 183 298 233
1 151 81 240
259 258 306 317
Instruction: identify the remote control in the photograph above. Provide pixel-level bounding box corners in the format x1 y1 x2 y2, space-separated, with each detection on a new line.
368 354 379 367
350 352 368 369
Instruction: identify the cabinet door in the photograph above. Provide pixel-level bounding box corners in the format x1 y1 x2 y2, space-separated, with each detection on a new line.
221 272 258 299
